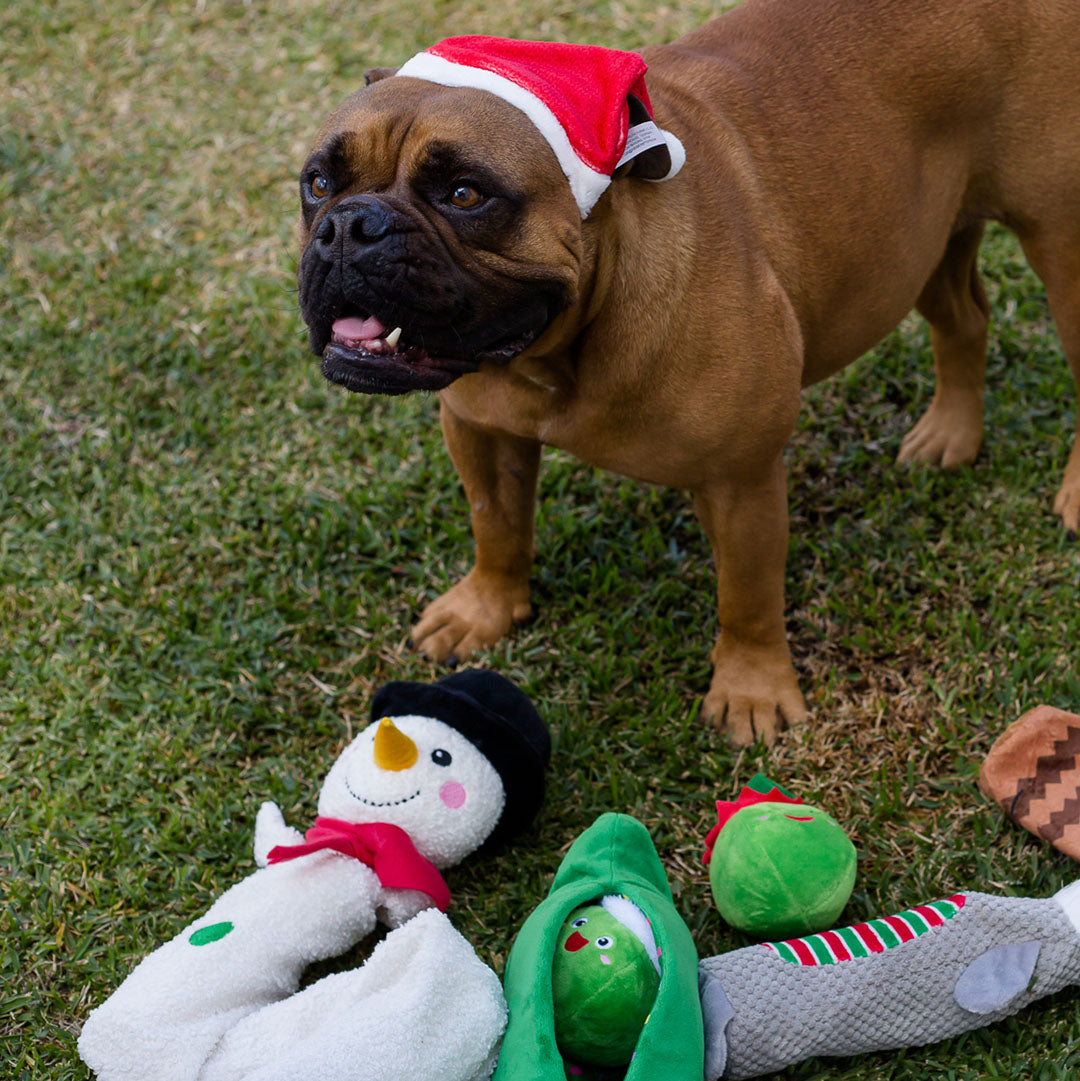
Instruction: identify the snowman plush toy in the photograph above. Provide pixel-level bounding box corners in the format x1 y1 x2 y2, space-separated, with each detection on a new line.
79 670 550 1081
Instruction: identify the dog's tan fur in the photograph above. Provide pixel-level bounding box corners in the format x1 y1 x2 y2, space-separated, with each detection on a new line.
304 0 1080 743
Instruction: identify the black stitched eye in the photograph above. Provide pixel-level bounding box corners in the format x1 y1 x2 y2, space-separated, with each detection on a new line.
572 917 588 928
595 935 614 948
431 748 452 766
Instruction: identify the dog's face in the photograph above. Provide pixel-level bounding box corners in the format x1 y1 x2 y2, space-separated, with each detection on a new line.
297 75 584 395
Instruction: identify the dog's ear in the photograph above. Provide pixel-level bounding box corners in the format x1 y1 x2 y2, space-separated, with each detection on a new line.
364 67 399 85
614 95 677 180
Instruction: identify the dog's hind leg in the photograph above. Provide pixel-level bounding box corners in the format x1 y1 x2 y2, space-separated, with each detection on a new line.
1014 231 1080 534
898 222 990 469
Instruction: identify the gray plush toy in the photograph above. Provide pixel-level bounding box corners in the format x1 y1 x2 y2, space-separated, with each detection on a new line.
700 880 1080 1079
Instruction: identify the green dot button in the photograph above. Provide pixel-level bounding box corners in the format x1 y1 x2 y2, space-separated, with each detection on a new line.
189 921 233 946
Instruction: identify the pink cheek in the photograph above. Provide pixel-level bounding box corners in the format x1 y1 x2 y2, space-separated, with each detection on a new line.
439 781 467 809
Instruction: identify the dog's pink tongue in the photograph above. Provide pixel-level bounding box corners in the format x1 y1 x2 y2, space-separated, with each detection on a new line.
332 315 387 344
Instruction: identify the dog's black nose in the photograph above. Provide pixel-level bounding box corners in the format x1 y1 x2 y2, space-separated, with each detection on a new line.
314 197 399 253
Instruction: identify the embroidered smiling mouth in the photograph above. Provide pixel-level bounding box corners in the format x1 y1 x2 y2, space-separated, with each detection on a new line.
345 778 421 807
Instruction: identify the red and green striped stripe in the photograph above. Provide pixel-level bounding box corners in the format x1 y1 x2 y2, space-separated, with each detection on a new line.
763 894 966 965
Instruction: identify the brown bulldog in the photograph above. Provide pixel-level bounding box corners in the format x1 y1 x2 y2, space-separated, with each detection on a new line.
296 0 1080 744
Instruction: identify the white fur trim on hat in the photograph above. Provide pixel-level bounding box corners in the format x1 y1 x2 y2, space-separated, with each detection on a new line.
654 130 686 183
396 52 612 218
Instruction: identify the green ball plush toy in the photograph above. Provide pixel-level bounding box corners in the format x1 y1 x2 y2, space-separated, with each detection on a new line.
551 895 661 1069
703 774 856 939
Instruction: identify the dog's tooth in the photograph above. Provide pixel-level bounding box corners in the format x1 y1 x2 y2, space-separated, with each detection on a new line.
385 326 402 348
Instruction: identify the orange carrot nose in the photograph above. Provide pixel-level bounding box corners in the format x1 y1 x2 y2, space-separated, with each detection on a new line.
373 718 418 772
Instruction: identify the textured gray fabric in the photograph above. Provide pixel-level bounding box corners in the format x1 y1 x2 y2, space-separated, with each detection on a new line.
698 893 1080 1080
699 969 735 1079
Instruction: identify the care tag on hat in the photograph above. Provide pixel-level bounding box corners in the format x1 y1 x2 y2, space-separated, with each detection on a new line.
616 120 669 168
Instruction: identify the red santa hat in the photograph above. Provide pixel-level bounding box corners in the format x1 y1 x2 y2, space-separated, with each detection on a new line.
395 35 686 218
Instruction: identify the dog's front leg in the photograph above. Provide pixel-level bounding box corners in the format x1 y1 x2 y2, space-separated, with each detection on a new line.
693 456 807 745
410 400 540 664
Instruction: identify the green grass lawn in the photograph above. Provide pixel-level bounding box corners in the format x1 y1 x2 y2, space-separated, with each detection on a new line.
3 0 1080 1077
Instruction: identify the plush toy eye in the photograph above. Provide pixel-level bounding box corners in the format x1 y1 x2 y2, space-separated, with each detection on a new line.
572 917 588 928
449 184 482 209
431 748 452 767
311 174 330 198
595 935 614 948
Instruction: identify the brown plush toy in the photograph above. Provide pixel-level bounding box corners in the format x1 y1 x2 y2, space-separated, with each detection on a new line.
979 704 1080 861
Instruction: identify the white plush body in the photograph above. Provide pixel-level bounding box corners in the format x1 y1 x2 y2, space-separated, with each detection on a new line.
79 712 510 1081
200 907 506 1081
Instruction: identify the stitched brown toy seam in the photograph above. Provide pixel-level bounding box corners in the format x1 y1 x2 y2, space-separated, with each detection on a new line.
1017 775 1080 838
1041 791 1080 843
1008 725 1080 819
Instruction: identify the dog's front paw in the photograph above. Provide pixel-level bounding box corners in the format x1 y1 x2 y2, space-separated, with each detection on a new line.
702 635 807 746
897 394 983 469
1054 450 1080 535
410 569 531 664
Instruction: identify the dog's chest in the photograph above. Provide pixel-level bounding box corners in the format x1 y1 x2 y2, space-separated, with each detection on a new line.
441 368 718 489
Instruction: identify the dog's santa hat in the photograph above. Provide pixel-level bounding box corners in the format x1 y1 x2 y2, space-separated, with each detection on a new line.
396 35 686 218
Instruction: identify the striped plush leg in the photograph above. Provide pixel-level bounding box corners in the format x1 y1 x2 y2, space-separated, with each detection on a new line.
699 889 1080 1080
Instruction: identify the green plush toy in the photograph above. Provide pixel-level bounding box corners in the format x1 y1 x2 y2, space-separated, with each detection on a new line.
703 774 856 939
551 895 661 1068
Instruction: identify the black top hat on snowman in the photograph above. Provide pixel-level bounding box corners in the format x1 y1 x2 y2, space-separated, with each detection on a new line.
372 669 552 849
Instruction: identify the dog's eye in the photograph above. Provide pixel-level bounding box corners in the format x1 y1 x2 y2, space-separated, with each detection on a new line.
449 184 483 209
311 174 330 199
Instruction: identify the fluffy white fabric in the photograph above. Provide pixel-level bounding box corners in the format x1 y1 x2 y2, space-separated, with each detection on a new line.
600 893 661 975
78 854 385 1081
79 904 505 1081
317 714 506 867
201 909 506 1081
79 711 509 1081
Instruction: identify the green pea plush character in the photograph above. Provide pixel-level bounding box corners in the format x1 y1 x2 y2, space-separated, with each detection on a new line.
703 774 856 939
551 895 661 1068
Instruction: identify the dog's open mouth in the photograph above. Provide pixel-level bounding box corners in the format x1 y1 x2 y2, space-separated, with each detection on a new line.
321 314 481 396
